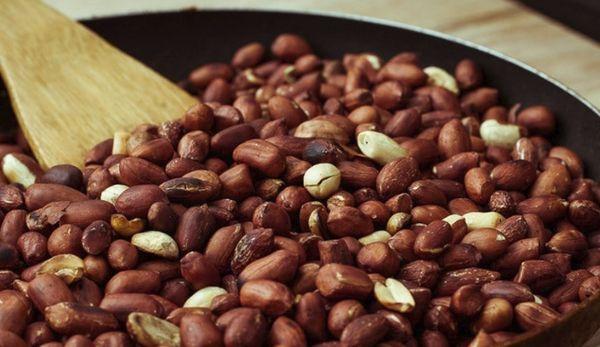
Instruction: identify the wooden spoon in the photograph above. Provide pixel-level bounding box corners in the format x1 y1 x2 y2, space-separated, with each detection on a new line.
0 0 197 169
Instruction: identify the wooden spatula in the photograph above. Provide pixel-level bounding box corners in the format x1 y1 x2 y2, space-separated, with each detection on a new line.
0 0 197 169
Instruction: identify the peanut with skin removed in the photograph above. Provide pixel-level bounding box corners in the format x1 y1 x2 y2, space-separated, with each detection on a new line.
184 286 228 308
480 119 522 149
424 66 459 94
0 32 598 347
374 278 415 313
131 231 179 259
357 131 408 165
303 163 341 199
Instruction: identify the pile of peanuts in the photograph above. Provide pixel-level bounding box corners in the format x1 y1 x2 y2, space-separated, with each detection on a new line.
1 33 600 347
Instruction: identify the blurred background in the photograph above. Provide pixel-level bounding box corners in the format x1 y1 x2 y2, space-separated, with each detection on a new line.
44 0 600 108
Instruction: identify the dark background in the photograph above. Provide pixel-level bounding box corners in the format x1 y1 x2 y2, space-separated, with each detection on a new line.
519 0 600 41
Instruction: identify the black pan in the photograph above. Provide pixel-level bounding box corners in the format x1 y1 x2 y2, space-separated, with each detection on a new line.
80 9 600 177
6 8 600 347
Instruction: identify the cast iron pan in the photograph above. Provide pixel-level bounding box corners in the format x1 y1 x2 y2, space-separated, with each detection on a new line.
3 8 600 347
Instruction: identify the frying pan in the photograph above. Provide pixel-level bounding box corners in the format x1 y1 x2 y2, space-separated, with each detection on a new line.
4 8 600 347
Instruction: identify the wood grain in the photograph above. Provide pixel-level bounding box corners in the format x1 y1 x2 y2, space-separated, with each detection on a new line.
0 0 197 169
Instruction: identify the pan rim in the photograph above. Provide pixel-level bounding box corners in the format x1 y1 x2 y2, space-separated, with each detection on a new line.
81 6 600 116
